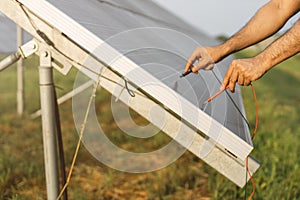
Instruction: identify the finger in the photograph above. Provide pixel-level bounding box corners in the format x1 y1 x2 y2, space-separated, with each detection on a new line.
238 75 244 86
192 66 199 74
221 65 233 90
184 53 198 73
194 59 214 72
204 63 214 71
244 79 251 86
193 62 204 72
228 80 236 93
184 60 193 73
228 71 238 92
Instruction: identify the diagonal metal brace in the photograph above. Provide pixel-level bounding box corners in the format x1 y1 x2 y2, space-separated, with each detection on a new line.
0 40 38 72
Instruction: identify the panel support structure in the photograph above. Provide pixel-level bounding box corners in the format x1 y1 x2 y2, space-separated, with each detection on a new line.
16 0 253 160
17 25 24 116
39 50 60 200
0 0 260 188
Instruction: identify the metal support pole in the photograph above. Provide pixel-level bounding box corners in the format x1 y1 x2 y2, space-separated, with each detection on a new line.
39 50 60 200
17 25 24 116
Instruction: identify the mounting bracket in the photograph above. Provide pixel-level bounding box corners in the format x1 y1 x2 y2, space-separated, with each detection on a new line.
0 40 38 71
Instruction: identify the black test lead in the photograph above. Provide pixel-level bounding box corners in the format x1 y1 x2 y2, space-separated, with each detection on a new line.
180 69 193 78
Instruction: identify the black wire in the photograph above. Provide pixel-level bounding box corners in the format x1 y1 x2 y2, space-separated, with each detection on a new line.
211 70 250 129
210 70 251 199
211 69 251 199
53 85 68 200
124 78 136 97
18 2 69 199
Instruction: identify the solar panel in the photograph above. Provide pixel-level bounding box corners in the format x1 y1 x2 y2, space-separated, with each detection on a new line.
46 0 252 156
0 0 259 187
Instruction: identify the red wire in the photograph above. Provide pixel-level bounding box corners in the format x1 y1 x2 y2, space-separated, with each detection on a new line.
246 85 258 200
207 86 229 102
206 84 258 200
251 85 259 140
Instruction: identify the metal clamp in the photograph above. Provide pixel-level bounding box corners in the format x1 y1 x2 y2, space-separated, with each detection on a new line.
0 39 38 72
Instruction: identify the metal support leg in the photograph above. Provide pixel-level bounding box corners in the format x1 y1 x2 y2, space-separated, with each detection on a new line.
17 25 24 116
39 51 59 200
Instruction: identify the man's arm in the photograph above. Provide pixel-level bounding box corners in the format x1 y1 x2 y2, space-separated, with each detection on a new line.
257 19 300 70
184 0 300 73
222 19 300 92
218 0 300 60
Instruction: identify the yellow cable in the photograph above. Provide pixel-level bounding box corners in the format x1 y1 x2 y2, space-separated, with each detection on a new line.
56 77 101 200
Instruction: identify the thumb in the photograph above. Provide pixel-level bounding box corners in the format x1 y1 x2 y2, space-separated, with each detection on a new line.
194 59 214 72
204 63 215 71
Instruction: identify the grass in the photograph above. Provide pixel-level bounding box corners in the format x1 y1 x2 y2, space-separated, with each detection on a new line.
0 50 299 199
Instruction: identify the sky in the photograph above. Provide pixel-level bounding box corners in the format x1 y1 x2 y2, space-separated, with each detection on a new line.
153 0 299 37
1 0 299 37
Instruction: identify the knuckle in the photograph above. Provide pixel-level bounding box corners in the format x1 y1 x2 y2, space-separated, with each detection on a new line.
245 80 251 86
231 60 238 66
187 59 193 64
196 47 202 52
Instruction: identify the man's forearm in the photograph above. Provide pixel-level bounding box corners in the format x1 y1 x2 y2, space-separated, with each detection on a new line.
255 20 300 72
215 0 300 62
220 19 300 92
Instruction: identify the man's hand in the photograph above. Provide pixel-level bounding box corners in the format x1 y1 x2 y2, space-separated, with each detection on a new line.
184 46 222 74
222 18 300 92
221 57 267 92
183 1 300 93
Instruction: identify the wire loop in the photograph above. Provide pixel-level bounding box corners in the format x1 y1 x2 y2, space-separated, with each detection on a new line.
124 78 136 97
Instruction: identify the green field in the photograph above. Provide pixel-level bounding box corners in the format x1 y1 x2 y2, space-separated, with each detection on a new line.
0 51 299 200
